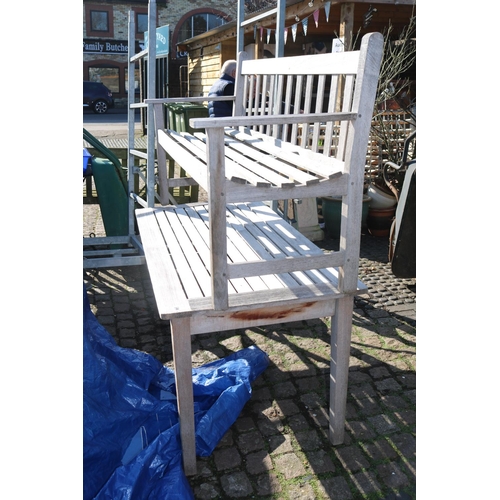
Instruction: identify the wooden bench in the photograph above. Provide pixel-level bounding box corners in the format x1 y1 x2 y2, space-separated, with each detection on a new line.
136 32 383 475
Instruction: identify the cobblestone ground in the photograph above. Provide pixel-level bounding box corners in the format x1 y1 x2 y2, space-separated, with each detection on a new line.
84 202 416 500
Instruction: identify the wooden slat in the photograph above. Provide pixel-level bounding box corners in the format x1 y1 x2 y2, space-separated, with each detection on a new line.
230 203 347 288
189 205 268 294
135 209 191 315
222 135 318 186
159 207 211 297
184 132 272 187
157 130 207 188
239 50 360 76
197 132 297 188
225 128 344 179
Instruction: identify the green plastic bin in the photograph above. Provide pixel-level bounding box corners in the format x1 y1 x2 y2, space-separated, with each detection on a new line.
165 102 209 134
164 103 208 204
83 128 129 237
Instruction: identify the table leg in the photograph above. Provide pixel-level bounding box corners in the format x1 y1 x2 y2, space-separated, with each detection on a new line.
171 316 197 475
329 295 354 445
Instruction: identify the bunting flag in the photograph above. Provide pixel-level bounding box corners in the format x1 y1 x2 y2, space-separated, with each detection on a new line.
313 9 320 28
252 1 333 43
302 18 308 36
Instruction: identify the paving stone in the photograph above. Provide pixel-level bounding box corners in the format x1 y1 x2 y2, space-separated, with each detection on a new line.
316 475 353 499
348 371 373 384
354 395 382 416
213 446 241 471
234 416 256 433
346 420 377 440
391 433 416 460
368 414 399 435
193 482 220 499
273 452 307 479
257 417 285 436
345 401 359 419
334 445 370 472
237 431 266 454
352 470 383 496
380 394 410 411
367 309 391 319
288 413 310 431
301 392 326 409
220 471 254 498
216 429 234 448
303 449 336 473
251 385 272 401
363 438 399 461
295 429 322 451
350 383 377 400
394 409 416 428
254 472 282 496
245 450 272 475
397 373 416 389
376 463 410 489
269 433 294 455
273 380 297 398
286 481 317 499
369 366 392 379
375 378 403 393
96 314 115 325
276 399 300 416
308 407 329 428
295 376 322 393
405 389 416 404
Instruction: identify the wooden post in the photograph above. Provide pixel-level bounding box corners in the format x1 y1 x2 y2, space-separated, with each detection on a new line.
329 295 354 445
171 317 197 476
339 3 355 51
206 126 229 310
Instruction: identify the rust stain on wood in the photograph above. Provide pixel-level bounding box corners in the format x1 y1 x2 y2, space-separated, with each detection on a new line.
230 302 315 321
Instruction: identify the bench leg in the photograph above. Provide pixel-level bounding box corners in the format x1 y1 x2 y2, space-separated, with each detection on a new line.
171 317 197 476
329 295 354 445
292 197 324 241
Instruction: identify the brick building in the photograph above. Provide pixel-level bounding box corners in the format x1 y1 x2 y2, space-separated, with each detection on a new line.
83 0 238 106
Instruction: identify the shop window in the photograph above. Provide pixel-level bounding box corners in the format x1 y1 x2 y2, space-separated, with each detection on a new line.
85 4 114 37
91 11 109 32
177 12 227 43
137 13 148 34
88 67 120 94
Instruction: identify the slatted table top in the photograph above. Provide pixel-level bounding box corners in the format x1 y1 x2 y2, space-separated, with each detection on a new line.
83 136 148 151
136 201 367 319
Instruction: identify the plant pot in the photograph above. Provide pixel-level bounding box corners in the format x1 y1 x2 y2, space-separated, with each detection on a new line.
366 184 397 209
367 206 396 237
321 195 371 239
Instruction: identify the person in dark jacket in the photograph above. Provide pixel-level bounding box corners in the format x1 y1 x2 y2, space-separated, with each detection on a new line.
208 59 237 117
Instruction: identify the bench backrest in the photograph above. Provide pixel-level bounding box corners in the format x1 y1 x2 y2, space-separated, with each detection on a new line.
233 39 379 162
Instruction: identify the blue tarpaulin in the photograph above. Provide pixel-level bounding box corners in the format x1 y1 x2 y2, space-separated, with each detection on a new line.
83 285 269 499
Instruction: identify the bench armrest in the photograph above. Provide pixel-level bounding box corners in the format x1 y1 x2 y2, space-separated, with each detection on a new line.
145 96 235 105
190 111 358 129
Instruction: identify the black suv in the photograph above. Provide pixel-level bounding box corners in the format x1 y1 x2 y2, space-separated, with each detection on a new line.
83 81 114 114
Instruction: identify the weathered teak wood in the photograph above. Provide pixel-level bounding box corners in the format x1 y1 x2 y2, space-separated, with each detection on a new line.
137 32 383 476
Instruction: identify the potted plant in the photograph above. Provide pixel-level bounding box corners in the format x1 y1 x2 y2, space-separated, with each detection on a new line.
364 16 416 237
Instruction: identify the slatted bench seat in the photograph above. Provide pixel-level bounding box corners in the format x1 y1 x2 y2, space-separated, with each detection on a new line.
136 32 383 476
